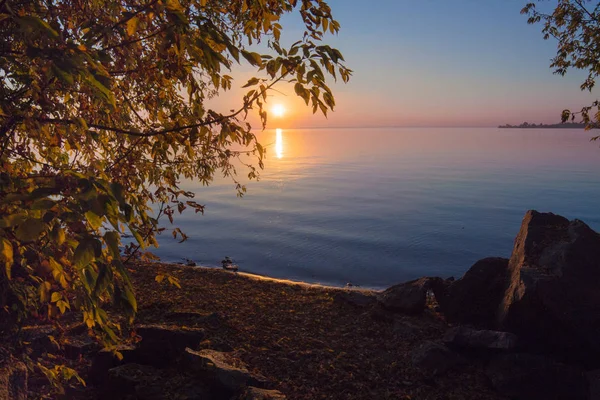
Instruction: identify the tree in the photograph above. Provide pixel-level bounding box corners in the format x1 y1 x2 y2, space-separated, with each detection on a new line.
0 0 350 349
522 0 600 135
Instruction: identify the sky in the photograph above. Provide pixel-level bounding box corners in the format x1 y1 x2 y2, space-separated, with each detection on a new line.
211 1 598 129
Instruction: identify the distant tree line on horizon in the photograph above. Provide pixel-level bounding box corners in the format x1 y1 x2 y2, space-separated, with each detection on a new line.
498 122 590 129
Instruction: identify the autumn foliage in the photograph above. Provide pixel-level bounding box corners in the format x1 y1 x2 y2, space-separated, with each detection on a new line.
0 0 350 347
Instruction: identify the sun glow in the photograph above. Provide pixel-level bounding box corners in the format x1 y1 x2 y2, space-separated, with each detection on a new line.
275 128 283 159
272 104 285 118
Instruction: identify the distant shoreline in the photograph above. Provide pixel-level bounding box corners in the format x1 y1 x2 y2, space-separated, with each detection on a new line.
498 122 588 129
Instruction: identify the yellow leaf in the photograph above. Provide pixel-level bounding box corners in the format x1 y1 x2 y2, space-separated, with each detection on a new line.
0 238 13 279
126 17 138 36
77 44 87 51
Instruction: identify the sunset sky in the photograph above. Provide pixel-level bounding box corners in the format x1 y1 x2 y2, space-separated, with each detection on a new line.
212 1 597 129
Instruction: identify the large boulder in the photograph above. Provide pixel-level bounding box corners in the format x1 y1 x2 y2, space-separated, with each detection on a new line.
183 348 269 395
377 277 434 314
0 358 27 400
410 341 462 376
443 326 518 352
486 353 588 400
136 324 206 366
433 258 509 327
88 345 140 385
497 210 600 365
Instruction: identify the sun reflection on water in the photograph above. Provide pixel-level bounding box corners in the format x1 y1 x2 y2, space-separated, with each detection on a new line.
275 128 283 159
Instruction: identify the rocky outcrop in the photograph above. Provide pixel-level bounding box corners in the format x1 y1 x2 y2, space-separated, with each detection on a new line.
486 353 588 400
497 210 600 365
0 358 27 400
377 277 434 314
443 326 517 352
433 258 509 327
410 341 461 376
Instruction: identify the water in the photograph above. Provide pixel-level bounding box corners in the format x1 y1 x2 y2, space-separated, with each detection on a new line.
150 127 600 289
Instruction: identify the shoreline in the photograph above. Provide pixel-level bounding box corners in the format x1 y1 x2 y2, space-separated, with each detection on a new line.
164 261 385 292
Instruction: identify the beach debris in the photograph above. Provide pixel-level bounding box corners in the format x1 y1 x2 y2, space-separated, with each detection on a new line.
221 256 239 272
184 258 196 267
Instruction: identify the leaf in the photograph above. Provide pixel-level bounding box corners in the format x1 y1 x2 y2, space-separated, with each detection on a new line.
15 219 45 242
128 225 145 249
242 77 260 88
17 15 59 38
51 292 62 303
73 239 96 268
155 274 165 283
93 263 112 296
85 210 103 229
167 275 181 289
50 225 66 245
104 231 121 258
57 300 69 314
0 238 13 279
126 16 138 36
122 285 137 313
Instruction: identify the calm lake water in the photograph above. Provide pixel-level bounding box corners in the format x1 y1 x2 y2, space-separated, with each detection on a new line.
151 127 600 289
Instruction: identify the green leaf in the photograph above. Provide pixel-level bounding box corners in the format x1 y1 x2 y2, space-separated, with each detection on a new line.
104 231 121 258
31 198 56 210
15 219 45 242
73 239 96 268
93 263 112 296
122 285 137 313
17 15 59 38
242 77 260 88
128 225 145 249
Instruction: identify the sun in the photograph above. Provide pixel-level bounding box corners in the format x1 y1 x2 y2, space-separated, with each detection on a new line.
272 104 285 118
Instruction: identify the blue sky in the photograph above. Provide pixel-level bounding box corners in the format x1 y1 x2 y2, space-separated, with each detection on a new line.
216 1 598 128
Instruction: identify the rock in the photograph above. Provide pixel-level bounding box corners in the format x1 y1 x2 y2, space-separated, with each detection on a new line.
392 319 420 337
497 210 600 365
183 348 269 394
105 363 211 400
433 258 509 327
377 277 434 314
64 335 99 360
410 341 461 376
107 363 161 396
0 358 27 400
237 386 287 399
587 369 600 400
88 345 139 385
486 353 588 400
20 325 57 356
443 326 517 352
334 290 376 307
136 324 206 366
